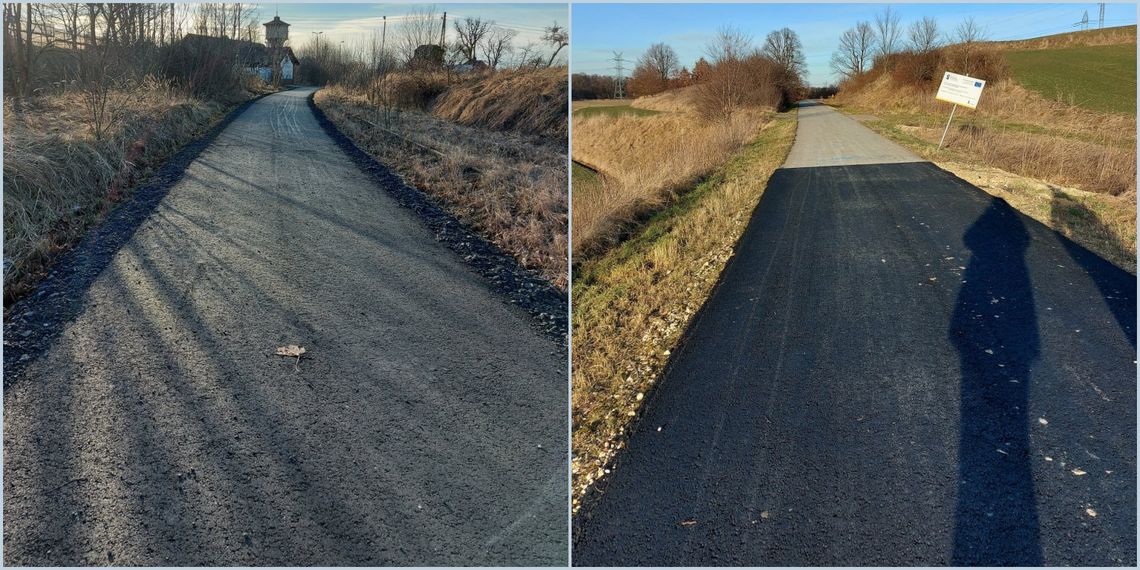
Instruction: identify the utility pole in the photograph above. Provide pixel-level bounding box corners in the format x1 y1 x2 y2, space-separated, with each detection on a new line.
381 15 386 52
1098 3 1105 28
612 51 627 99
439 11 446 48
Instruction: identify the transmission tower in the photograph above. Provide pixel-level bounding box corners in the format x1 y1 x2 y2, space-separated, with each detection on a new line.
1098 3 1105 28
1074 9 1089 30
612 51 627 99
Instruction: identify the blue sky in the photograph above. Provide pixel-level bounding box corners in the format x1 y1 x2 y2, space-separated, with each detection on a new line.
571 3 1137 85
268 3 567 60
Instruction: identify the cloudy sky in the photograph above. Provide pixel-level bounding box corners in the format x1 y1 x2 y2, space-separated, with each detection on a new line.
571 3 1137 85
263 3 567 61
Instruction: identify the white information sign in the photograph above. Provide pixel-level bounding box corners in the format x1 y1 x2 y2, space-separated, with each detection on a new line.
935 71 986 109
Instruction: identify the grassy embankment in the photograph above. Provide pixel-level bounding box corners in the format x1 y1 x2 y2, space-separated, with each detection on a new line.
3 81 255 306
315 67 568 289
831 25 1136 272
570 85 797 509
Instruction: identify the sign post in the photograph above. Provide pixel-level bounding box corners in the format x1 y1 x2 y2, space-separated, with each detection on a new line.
938 104 958 149
934 71 986 150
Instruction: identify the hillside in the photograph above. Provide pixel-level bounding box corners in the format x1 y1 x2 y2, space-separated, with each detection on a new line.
432 67 568 139
989 24 1135 51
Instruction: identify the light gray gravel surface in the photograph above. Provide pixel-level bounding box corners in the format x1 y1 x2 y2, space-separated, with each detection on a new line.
3 88 567 566
783 101 924 168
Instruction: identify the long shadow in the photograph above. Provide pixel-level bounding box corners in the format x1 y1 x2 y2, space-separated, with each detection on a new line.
1048 190 1136 348
2 95 265 385
949 197 1042 565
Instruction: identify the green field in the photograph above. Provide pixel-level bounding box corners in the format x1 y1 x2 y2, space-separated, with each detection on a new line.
572 104 660 119
1005 43 1136 115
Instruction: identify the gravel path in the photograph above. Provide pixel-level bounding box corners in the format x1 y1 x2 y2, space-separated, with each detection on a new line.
4 88 567 566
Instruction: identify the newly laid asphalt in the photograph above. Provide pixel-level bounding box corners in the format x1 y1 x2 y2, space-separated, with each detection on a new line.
573 102 1136 566
4 88 567 566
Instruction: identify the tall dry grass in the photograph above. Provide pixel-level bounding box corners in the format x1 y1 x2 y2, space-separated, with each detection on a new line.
834 76 1136 197
316 84 568 289
3 81 227 304
432 67 568 139
572 106 768 258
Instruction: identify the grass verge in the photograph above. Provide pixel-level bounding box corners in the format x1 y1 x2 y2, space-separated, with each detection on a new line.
3 83 242 307
571 111 797 510
315 85 568 289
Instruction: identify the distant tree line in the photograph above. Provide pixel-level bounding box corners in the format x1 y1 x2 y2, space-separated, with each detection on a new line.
831 7 1003 87
297 8 569 88
2 3 263 99
572 25 807 117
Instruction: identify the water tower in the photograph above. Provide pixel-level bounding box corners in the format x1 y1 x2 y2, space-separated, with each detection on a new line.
264 15 289 49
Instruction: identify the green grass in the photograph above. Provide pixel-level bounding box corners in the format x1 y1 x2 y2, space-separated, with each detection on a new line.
572 161 599 185
573 104 660 119
1005 44 1136 115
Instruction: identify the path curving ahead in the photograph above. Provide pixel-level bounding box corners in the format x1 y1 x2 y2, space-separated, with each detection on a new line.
3 88 567 566
572 101 1135 566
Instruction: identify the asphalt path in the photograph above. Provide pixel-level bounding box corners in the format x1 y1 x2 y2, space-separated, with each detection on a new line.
572 102 1136 566
4 88 567 566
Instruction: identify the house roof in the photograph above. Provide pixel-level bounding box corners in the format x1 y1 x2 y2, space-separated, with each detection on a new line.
272 46 300 65
176 34 298 67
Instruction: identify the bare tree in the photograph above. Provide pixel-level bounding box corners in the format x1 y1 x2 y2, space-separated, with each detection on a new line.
453 16 491 64
704 25 752 63
541 22 567 67
762 27 806 80
479 25 516 69
874 6 902 58
955 17 984 44
831 21 876 79
395 6 439 64
640 42 678 83
908 16 940 53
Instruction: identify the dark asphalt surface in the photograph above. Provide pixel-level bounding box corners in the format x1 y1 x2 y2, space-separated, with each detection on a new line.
573 159 1136 565
4 88 567 566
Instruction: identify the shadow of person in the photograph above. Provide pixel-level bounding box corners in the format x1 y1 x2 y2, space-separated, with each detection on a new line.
1048 189 1136 348
949 197 1042 565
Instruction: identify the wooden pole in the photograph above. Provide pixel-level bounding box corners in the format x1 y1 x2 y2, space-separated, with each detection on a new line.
938 104 958 150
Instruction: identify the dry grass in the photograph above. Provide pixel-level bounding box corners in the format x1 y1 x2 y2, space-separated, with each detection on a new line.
572 103 770 258
571 112 798 510
432 67 567 140
988 24 1135 51
832 73 1136 272
315 84 568 289
3 81 229 305
628 85 701 113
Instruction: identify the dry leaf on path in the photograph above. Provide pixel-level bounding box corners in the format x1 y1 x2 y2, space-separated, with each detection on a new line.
276 345 306 357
